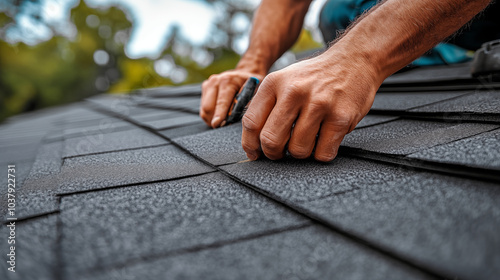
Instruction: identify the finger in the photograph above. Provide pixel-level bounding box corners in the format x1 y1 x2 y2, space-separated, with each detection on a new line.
211 79 242 128
241 82 277 160
200 79 218 126
258 93 302 160
287 105 324 159
314 118 351 162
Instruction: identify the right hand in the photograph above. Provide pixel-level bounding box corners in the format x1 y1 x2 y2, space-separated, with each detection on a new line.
200 69 265 128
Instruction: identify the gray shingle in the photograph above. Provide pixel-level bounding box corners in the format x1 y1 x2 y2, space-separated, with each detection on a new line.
139 114 201 130
138 97 200 113
342 120 498 155
408 128 500 170
221 156 404 203
0 160 33 220
63 128 168 158
63 120 135 140
303 171 500 280
158 122 211 138
12 141 63 219
410 90 500 114
60 172 308 274
371 92 467 111
0 215 58 280
0 142 40 163
356 115 398 128
174 124 247 165
383 63 472 84
58 145 213 194
74 225 430 280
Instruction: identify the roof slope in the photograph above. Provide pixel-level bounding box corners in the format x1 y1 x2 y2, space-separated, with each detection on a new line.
1 62 499 280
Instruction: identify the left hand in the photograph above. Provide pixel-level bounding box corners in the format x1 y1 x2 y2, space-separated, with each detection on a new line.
241 51 382 162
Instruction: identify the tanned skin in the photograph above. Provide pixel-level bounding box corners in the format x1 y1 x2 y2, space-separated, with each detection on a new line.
200 0 492 162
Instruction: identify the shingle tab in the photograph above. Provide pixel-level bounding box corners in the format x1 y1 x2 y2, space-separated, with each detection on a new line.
59 172 308 274
383 63 472 84
221 156 404 203
58 145 213 194
174 124 247 165
75 225 430 280
303 171 500 280
355 115 398 128
158 122 211 138
342 119 498 155
371 91 467 111
408 127 500 170
63 128 168 158
0 215 58 280
138 114 201 130
13 141 63 219
410 90 500 114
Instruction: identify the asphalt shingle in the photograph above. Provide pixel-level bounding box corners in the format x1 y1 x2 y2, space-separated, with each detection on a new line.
58 144 214 194
158 122 211 138
304 171 500 280
355 115 398 128
174 124 247 165
408 127 500 170
371 91 467 111
342 119 498 155
75 225 430 280
63 128 168 158
410 90 500 114
221 156 404 203
0 216 58 280
60 172 308 274
382 63 472 84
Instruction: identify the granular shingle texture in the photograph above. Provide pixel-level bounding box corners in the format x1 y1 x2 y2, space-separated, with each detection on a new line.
63 128 168 158
1 62 499 280
60 172 308 274
175 124 247 165
0 215 58 280
221 156 403 203
58 144 214 193
409 127 500 169
410 90 500 114
76 225 430 280
371 91 467 111
342 119 498 155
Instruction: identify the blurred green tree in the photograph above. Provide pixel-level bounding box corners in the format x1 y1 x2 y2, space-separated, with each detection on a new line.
0 0 322 122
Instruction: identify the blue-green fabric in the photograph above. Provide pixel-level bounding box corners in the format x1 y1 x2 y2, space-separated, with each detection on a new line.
318 0 499 66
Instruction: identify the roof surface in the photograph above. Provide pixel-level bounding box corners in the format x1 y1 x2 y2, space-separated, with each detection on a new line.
1 62 499 280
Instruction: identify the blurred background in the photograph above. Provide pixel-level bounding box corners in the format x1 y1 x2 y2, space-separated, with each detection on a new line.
0 0 325 122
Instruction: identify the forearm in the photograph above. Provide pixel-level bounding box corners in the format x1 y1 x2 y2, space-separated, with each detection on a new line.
237 0 313 75
327 0 491 84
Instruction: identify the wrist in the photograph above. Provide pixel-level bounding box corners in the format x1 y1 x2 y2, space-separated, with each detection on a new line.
321 41 385 90
236 50 273 77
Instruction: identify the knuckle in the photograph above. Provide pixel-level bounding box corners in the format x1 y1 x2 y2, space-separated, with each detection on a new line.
260 130 282 151
288 143 311 159
329 110 353 128
241 114 259 133
309 98 331 111
200 104 214 115
241 138 258 154
314 151 337 162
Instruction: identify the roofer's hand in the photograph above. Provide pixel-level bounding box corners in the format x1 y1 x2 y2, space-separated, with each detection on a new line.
241 52 382 162
200 69 265 128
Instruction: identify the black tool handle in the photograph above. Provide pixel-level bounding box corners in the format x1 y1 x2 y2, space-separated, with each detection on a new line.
225 77 259 125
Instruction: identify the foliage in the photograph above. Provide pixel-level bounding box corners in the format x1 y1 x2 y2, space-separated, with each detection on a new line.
0 0 322 122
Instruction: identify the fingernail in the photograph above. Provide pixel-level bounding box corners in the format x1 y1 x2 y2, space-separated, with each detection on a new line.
211 116 220 127
246 152 258 161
